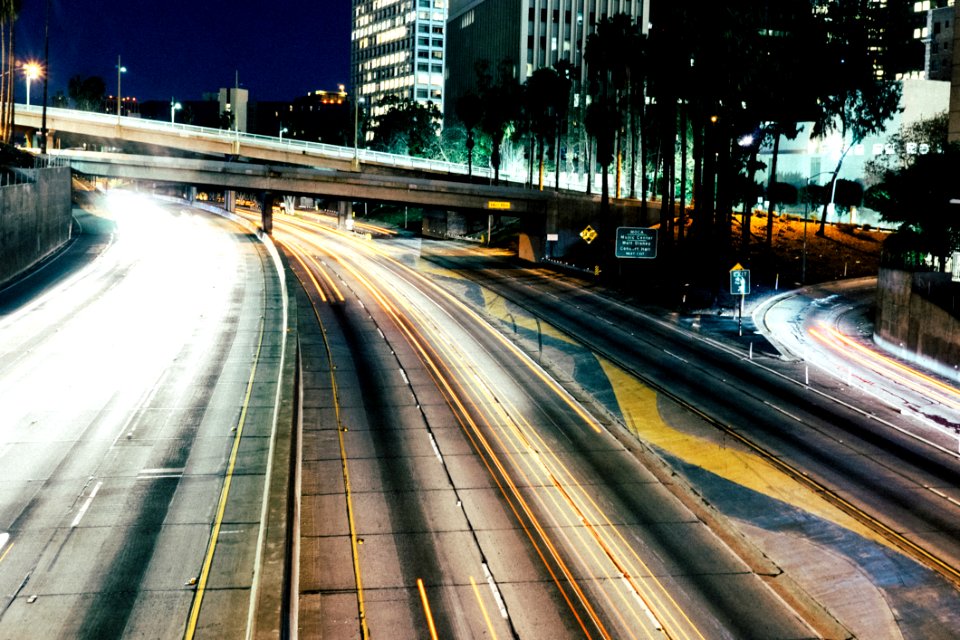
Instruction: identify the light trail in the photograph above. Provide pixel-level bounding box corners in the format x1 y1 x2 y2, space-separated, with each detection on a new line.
278 235 370 640
809 326 960 412
417 578 440 640
280 220 706 639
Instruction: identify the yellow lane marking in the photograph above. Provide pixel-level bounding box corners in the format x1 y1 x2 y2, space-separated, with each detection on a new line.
184 318 265 640
417 578 439 640
595 355 889 547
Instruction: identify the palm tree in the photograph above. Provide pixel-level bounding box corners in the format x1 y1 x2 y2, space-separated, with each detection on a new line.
0 0 21 144
476 59 521 185
455 91 483 177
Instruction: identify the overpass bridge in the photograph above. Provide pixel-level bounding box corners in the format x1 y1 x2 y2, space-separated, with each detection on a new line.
13 104 517 180
13 104 653 260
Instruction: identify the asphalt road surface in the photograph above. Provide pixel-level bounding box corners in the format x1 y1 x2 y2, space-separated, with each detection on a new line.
0 194 284 639
272 211 817 640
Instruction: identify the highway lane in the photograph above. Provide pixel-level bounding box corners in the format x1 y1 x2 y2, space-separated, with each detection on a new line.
269 211 815 639
0 194 284 639
408 241 960 638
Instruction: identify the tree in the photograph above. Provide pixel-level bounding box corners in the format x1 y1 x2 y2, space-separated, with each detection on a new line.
524 66 571 191
585 16 638 218
455 91 483 177
68 75 107 112
370 95 442 158
865 111 949 181
475 59 521 185
870 146 960 271
0 0 20 144
810 0 903 236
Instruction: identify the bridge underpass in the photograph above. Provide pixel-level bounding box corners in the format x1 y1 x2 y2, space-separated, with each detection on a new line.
60 150 581 259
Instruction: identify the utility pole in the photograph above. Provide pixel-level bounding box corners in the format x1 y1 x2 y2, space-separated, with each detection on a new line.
40 0 50 154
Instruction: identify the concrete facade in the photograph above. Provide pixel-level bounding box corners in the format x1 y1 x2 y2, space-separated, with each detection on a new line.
445 0 647 122
875 268 960 380
0 167 72 287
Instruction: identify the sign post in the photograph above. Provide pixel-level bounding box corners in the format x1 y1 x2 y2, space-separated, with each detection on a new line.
729 263 751 336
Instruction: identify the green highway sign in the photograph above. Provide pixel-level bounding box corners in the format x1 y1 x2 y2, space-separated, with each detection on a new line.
615 227 657 259
730 264 751 295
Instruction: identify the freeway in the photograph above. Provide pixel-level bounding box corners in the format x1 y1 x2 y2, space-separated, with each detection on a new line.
264 209 816 639
0 194 285 639
407 241 960 639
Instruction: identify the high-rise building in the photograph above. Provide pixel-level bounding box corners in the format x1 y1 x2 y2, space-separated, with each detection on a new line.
444 0 647 122
351 0 448 119
923 3 956 80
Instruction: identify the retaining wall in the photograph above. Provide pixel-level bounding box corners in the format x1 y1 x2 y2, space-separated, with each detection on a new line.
0 167 73 286
875 267 960 381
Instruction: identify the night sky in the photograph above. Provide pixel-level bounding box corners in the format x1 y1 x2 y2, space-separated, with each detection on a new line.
15 0 351 103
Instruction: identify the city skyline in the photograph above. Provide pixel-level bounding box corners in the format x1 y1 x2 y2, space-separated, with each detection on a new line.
14 0 351 104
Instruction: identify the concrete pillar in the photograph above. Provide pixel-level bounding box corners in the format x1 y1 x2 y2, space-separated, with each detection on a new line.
446 211 468 237
188 186 197 204
224 190 236 213
260 191 274 235
337 201 353 231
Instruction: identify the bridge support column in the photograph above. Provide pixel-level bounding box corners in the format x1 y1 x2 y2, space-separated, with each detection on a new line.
260 191 274 235
224 190 236 213
337 201 353 231
187 186 197 204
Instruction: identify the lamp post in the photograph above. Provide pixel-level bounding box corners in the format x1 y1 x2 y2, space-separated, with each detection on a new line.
170 98 181 123
116 55 127 118
279 125 288 141
353 94 364 165
23 62 41 106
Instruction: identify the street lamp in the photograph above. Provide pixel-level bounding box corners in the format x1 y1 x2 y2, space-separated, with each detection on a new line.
116 55 127 118
23 62 41 106
170 98 181 123
279 125 288 141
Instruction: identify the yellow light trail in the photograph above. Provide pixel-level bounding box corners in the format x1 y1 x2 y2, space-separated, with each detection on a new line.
287 223 705 639
417 578 440 640
810 326 960 411
280 234 370 639
312 245 608 639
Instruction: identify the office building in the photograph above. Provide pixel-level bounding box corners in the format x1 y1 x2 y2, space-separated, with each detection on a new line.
925 4 955 80
444 0 647 121
351 0 448 118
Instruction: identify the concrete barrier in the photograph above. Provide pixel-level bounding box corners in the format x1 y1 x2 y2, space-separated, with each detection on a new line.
0 166 72 287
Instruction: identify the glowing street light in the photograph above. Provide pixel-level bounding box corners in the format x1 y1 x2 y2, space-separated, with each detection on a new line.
170 98 182 123
279 125 288 141
23 62 41 106
116 55 127 118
